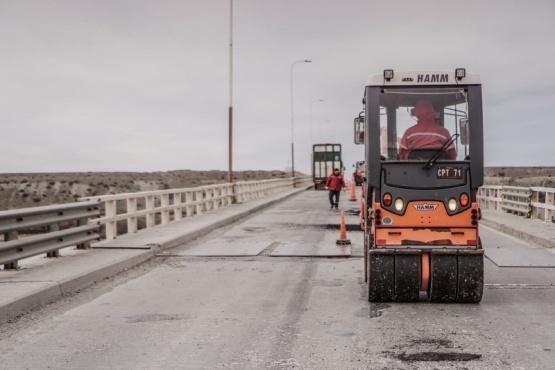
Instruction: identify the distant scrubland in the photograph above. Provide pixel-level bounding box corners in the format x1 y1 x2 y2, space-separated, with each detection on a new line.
484 167 555 187
0 170 295 210
0 167 553 211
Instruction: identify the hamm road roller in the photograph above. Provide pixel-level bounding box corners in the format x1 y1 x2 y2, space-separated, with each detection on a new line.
359 69 484 303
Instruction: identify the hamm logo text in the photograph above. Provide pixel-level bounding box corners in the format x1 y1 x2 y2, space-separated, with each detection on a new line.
413 204 438 211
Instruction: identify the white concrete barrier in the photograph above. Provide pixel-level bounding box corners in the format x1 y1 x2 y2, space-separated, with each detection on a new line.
478 185 555 222
80 177 312 240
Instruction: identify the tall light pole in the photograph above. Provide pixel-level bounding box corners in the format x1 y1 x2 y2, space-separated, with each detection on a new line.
290 60 311 178
228 0 233 184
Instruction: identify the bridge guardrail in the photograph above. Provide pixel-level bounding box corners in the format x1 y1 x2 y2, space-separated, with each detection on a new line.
0 177 312 268
0 201 100 269
234 177 312 203
80 183 234 241
478 185 555 222
501 186 532 217
80 177 312 241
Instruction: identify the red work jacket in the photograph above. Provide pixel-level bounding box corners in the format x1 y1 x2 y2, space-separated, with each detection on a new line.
399 120 457 160
326 173 346 191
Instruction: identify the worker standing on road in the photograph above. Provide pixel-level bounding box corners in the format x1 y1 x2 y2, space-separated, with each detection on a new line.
326 168 346 209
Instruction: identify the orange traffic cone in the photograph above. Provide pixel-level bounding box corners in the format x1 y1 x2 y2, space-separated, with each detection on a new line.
336 211 351 245
348 175 357 202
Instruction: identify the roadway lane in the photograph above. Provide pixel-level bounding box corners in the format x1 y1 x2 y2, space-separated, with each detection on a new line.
0 191 554 369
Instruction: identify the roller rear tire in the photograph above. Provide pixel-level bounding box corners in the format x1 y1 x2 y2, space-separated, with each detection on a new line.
368 250 394 302
394 251 421 302
457 251 484 303
429 251 458 303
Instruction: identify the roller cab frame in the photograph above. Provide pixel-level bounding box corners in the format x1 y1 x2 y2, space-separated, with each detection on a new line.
361 69 484 303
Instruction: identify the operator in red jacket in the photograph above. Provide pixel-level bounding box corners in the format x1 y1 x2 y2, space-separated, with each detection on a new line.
326 168 346 209
399 99 457 160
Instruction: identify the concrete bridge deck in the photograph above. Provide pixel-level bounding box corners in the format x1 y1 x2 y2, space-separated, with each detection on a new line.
1 188 555 325
0 189 554 368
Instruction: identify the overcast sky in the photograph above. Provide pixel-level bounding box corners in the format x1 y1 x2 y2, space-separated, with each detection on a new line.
1 0 554 174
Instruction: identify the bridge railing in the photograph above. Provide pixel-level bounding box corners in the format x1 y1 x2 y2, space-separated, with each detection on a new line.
80 177 312 241
0 177 311 268
0 201 100 269
478 185 555 222
235 177 312 202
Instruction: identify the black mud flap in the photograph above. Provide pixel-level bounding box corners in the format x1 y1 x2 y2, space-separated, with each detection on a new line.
394 250 421 302
457 250 484 303
368 250 395 302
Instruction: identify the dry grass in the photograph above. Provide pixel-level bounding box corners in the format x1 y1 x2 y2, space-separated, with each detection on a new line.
0 170 296 211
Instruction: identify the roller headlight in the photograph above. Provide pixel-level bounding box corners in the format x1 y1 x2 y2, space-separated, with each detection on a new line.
394 198 404 212
448 198 458 212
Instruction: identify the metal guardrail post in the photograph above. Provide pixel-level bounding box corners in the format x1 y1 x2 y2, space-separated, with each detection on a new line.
0 201 99 268
76 217 91 249
0 225 99 267
46 224 60 257
3 231 18 270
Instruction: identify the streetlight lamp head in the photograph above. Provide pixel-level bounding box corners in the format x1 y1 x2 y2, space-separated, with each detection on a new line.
305 60 312 63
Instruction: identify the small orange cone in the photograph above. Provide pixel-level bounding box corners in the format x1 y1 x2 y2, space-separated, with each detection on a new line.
348 175 357 202
336 211 351 245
